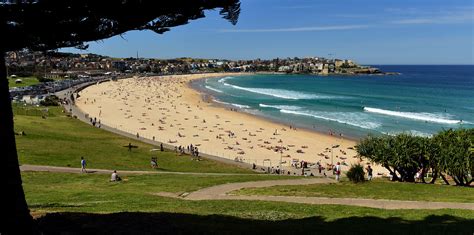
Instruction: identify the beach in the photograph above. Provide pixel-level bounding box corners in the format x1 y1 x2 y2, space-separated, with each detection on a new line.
76 73 386 174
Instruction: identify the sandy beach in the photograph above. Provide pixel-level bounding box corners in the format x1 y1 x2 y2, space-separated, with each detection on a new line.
76 73 386 175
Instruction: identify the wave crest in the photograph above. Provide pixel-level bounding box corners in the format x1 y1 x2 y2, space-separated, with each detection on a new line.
217 76 234 83
280 109 381 130
364 107 464 124
214 99 250 109
259 104 302 110
205 85 223 93
225 83 339 100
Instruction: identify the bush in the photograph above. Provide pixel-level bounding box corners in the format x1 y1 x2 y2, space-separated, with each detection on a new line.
346 164 365 183
40 95 60 106
37 76 54 83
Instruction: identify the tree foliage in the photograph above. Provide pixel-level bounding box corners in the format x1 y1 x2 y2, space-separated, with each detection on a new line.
1 0 241 51
1 1 241 233
432 129 473 186
356 129 473 186
346 164 365 183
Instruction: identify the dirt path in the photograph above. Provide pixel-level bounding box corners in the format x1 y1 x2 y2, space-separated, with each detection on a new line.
181 179 474 210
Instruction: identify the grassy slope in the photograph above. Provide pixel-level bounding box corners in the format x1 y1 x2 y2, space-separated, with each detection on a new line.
23 172 294 213
9 76 40 88
14 106 253 173
13 105 474 233
236 179 474 203
24 172 474 234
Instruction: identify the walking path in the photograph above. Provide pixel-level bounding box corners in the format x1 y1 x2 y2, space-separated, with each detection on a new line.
21 164 474 210
180 179 474 210
20 164 259 176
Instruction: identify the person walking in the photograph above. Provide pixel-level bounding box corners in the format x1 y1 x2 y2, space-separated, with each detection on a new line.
334 162 341 181
81 157 87 173
366 165 373 181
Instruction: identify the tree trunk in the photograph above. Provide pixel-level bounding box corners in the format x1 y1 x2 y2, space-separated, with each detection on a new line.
0 52 37 233
452 175 461 186
440 173 450 185
384 165 399 181
463 176 469 186
393 168 403 182
421 166 428 184
429 169 438 184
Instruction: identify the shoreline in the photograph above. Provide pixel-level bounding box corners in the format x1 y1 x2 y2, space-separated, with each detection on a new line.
189 77 361 142
75 73 387 175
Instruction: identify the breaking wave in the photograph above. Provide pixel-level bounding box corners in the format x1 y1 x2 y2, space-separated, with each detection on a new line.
217 76 234 83
213 99 251 109
280 109 381 130
205 85 223 93
364 107 464 124
382 130 433 138
224 83 340 100
259 104 302 110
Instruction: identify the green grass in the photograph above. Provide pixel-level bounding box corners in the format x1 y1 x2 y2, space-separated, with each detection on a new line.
236 179 474 203
23 172 474 234
13 104 474 233
23 172 293 211
14 106 253 173
8 76 41 87
13 103 64 117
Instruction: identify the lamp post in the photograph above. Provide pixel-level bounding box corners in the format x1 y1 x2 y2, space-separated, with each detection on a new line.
331 148 334 167
279 143 283 175
331 144 339 166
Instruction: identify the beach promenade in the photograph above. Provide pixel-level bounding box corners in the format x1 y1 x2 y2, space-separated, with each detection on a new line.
71 73 386 175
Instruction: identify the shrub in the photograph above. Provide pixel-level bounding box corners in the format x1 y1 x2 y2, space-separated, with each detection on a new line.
346 164 365 183
37 76 54 83
40 95 60 106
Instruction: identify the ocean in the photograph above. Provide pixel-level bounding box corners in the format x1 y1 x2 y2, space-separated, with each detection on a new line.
194 65 474 139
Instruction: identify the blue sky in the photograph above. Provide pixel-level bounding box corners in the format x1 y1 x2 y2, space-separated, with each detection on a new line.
62 0 474 64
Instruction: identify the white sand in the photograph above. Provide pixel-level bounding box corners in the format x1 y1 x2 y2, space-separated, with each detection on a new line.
76 73 386 174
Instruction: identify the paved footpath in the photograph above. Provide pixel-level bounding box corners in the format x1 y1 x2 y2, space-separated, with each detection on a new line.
20 164 259 176
21 164 474 210
183 179 474 210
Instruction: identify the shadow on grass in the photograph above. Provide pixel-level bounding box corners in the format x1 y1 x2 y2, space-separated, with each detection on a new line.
36 212 473 234
30 203 83 209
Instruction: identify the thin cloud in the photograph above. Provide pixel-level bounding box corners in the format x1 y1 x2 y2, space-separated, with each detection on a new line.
387 6 474 24
391 12 474 24
220 24 370 33
275 5 317 9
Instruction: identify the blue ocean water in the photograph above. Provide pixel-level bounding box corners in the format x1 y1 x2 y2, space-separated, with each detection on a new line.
195 65 474 139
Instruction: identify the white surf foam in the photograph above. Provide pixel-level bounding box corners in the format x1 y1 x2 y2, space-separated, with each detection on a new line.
213 99 251 109
382 130 433 138
280 109 381 130
205 85 223 93
364 107 463 124
224 83 338 100
259 104 302 110
217 76 234 83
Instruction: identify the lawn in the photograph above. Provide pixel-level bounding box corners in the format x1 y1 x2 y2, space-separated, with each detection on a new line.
9 76 41 88
13 105 474 234
22 172 294 213
23 172 474 234
235 179 474 203
14 106 254 173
